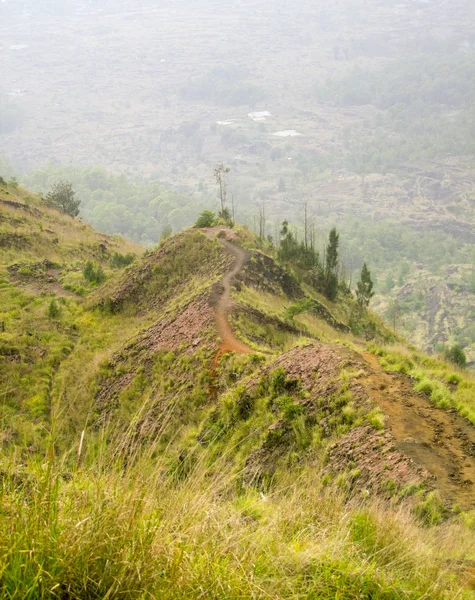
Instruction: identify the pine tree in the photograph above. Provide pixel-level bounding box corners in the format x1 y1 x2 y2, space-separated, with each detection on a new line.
324 227 339 301
325 228 339 276
356 263 375 308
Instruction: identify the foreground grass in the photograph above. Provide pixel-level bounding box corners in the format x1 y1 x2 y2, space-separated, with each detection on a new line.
1 441 474 600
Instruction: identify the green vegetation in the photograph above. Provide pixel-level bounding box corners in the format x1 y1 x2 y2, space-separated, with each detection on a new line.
318 50 475 170
82 261 106 285
356 263 375 308
368 342 475 424
1 179 474 598
2 448 471 600
109 251 135 269
43 180 81 217
195 210 216 228
23 165 212 245
444 344 467 368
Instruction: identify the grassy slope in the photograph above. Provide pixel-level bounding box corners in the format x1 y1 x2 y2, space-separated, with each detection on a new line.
0 181 144 452
0 200 474 598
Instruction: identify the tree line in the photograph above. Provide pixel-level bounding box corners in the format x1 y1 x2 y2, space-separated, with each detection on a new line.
277 221 374 307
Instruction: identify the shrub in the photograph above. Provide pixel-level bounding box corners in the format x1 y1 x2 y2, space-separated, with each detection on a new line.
413 492 447 526
109 252 135 269
83 261 106 285
286 298 315 319
444 344 467 368
446 372 462 385
47 299 61 319
195 210 216 228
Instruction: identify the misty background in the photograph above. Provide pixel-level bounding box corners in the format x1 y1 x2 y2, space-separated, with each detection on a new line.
0 0 474 358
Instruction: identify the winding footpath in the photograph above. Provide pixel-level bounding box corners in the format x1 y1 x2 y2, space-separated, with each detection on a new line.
214 238 253 357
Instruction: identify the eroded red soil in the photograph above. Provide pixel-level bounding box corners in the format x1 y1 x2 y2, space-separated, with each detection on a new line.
360 351 475 509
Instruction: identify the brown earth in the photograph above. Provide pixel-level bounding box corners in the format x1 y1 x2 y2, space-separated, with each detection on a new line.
214 238 254 358
326 426 432 498
238 343 475 508
360 351 475 509
130 296 215 356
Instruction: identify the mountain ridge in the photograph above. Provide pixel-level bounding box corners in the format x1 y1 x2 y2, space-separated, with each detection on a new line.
1 181 475 598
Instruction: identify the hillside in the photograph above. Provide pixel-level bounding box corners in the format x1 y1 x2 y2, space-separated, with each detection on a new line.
1 185 475 598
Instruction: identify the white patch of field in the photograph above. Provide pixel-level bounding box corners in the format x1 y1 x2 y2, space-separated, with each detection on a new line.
216 120 235 126
272 130 302 137
9 44 29 50
248 111 271 122
6 89 27 97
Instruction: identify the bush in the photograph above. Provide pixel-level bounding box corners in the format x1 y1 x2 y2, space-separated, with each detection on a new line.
444 344 467 368
413 492 447 526
195 210 216 228
109 252 135 269
83 261 106 285
47 299 61 319
286 298 315 319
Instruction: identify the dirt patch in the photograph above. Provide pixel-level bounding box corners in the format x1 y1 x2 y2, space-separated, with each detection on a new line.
134 297 215 355
0 198 42 217
361 352 475 509
240 343 475 508
326 426 432 497
95 297 216 411
199 226 240 241
255 342 360 396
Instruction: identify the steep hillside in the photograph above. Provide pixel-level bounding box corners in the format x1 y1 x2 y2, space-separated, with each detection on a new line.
1 195 475 598
0 179 143 451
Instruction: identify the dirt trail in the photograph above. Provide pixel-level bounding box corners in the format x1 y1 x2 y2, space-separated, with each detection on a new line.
362 352 475 509
214 239 253 358
207 237 253 399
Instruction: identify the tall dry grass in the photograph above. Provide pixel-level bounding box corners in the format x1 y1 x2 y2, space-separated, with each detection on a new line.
1 424 473 600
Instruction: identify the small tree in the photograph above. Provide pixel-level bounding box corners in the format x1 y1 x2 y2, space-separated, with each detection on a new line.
44 180 80 217
214 163 230 215
109 252 135 269
356 263 375 308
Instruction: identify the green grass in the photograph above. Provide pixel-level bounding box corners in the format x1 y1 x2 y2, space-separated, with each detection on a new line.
367 342 475 424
